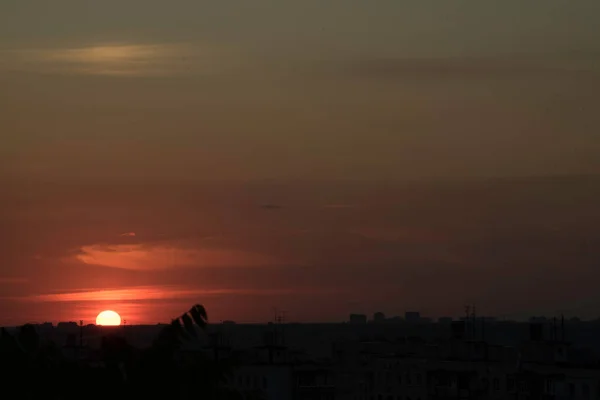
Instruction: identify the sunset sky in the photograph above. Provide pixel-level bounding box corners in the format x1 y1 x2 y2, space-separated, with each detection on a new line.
1 1 599 325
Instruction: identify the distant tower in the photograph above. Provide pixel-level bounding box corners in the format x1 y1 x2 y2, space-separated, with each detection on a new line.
79 320 83 349
272 308 286 346
471 305 477 339
465 305 471 339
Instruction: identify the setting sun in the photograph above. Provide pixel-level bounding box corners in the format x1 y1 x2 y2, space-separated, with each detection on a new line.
96 310 122 326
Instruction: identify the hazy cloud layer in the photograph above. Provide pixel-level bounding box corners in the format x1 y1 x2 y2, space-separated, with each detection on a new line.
1 0 600 324
0 178 598 323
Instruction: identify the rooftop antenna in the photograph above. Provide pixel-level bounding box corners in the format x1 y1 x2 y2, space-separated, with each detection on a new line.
481 313 486 342
465 305 471 340
471 304 477 339
279 310 286 346
79 320 83 349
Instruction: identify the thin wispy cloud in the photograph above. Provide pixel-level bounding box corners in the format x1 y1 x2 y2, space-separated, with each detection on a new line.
120 232 136 237
322 204 359 209
74 243 279 270
16 285 335 303
1 42 242 77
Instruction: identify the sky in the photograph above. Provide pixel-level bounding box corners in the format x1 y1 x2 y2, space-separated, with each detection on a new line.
1 1 600 325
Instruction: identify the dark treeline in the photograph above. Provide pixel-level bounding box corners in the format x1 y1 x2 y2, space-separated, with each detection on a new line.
0 304 263 400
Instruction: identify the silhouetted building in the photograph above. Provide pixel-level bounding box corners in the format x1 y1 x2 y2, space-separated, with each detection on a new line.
295 364 335 400
372 312 385 323
7 316 600 400
57 321 78 330
349 314 367 324
405 311 421 323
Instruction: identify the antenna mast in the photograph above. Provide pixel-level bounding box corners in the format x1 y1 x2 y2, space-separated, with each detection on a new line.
471 304 477 339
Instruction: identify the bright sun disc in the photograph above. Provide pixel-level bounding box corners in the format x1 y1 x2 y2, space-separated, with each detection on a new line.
96 310 122 326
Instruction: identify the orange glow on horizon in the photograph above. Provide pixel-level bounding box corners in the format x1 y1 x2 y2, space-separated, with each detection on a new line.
96 310 122 326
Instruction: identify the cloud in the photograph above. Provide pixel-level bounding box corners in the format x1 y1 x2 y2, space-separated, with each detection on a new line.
120 232 136 237
74 243 279 270
1 42 241 77
322 204 358 209
15 285 337 303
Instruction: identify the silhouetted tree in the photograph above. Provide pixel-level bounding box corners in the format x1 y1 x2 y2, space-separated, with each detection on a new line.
136 303 255 399
1 325 67 399
154 303 208 351
2 305 251 400
126 304 213 398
